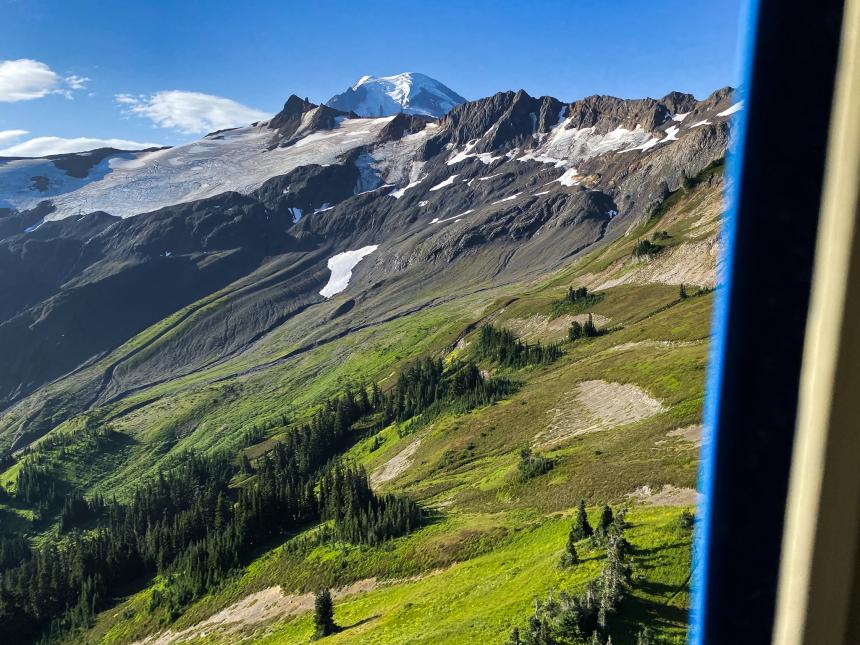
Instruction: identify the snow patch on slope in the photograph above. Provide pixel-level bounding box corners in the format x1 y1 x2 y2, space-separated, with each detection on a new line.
429 174 458 191
716 101 744 117
319 245 379 298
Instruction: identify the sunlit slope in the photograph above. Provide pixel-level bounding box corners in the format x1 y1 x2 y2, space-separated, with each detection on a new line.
0 173 725 645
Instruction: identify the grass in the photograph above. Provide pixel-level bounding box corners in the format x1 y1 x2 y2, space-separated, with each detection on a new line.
250 506 691 645
0 176 725 645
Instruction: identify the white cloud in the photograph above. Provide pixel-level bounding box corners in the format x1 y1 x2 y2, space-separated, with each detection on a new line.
0 59 91 102
65 75 90 90
117 90 269 134
0 129 28 144
0 59 59 101
0 136 163 157
115 93 141 105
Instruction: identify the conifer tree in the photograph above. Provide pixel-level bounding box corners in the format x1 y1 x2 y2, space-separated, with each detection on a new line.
679 283 688 299
572 500 594 540
597 504 614 537
313 588 338 638
583 314 598 338
560 532 580 568
568 320 583 342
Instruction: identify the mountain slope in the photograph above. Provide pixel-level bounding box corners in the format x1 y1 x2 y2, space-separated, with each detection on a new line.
0 84 733 644
326 72 466 117
0 87 735 431
44 169 721 644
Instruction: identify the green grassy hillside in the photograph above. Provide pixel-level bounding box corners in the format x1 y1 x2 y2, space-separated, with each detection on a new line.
0 174 722 644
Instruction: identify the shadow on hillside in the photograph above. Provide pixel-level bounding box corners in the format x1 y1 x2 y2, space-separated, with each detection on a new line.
340 613 381 630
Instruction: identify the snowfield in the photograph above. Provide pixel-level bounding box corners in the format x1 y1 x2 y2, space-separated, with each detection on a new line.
319 245 379 298
1 117 395 221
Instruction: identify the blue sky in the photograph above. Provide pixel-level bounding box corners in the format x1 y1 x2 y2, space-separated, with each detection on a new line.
0 0 743 156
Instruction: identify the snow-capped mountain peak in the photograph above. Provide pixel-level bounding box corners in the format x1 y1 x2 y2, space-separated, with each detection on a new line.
328 72 466 118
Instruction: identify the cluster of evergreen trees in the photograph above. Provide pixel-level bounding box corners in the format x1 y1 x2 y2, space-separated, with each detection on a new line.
567 314 603 342
511 504 632 645
384 356 518 429
632 239 663 257
318 463 423 546
14 464 61 510
0 346 518 642
473 325 563 369
518 448 555 482
551 287 602 317
1 447 422 641
0 535 30 572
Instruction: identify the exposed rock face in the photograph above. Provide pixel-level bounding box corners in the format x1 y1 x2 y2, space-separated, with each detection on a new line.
267 95 353 147
0 84 739 445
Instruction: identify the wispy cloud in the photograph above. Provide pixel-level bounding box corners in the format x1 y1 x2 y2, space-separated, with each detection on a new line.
0 59 89 102
0 136 163 157
117 90 268 134
64 75 91 91
0 129 28 144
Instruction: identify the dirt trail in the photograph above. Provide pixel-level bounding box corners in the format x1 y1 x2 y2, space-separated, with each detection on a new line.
371 438 422 485
537 379 665 447
134 579 377 645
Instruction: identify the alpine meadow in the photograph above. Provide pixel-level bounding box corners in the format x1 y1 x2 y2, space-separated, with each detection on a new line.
0 68 736 644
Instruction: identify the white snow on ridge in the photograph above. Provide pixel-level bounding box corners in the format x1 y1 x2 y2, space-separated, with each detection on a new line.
338 72 462 118
2 117 396 221
517 152 567 168
319 245 379 298
716 101 744 117
389 178 424 199
662 125 680 142
536 118 654 164
671 112 690 122
690 119 711 128
431 209 473 224
491 193 521 205
555 168 579 187
447 140 501 166
429 174 458 191
620 124 681 154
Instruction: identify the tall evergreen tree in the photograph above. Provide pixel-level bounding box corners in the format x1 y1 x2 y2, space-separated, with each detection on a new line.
597 505 614 537
571 500 594 540
313 588 339 638
583 314 600 338
560 532 580 568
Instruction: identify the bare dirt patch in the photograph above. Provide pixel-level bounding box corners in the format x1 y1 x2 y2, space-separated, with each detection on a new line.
135 579 378 645
537 379 666 447
371 438 422 485
667 424 704 447
628 484 701 507
504 313 611 342
593 239 719 291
